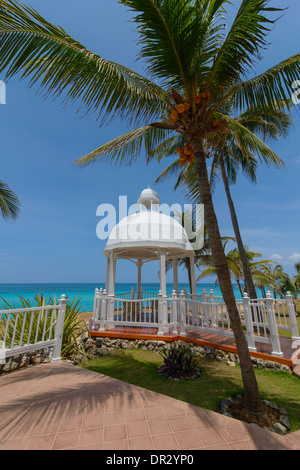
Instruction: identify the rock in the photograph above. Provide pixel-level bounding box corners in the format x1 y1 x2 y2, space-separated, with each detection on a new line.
31 355 43 365
84 339 95 351
220 399 232 413
279 407 288 416
273 422 287 435
268 401 279 411
95 338 104 347
227 361 236 367
279 415 291 431
3 359 18 372
121 342 128 349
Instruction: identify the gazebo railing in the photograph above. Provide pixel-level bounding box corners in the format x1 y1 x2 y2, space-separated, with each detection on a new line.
92 288 300 356
93 289 178 333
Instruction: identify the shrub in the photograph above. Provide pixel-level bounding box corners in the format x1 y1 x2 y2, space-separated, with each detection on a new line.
158 344 199 379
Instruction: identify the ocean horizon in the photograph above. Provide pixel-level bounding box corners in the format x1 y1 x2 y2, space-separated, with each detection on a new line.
0 282 258 312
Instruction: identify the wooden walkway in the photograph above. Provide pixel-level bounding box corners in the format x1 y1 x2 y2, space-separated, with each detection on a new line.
89 323 298 367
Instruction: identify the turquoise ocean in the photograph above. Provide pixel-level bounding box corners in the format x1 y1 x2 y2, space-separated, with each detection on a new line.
0 283 257 312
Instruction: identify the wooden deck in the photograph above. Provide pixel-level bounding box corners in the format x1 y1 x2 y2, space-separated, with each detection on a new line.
89 321 299 368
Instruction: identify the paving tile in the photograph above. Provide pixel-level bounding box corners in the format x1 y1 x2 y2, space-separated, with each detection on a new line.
103 424 127 442
229 440 249 450
82 412 104 429
206 443 232 450
218 426 251 443
127 420 150 438
77 443 103 450
52 430 80 450
1 361 299 452
128 437 154 450
148 418 172 435
103 439 128 450
169 416 194 432
125 409 145 423
78 426 103 447
196 427 226 447
105 411 125 426
152 433 180 450
0 437 31 450
174 430 204 449
26 434 56 450
144 405 165 420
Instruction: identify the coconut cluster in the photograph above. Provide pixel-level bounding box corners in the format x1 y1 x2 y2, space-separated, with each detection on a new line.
176 143 194 167
169 89 228 167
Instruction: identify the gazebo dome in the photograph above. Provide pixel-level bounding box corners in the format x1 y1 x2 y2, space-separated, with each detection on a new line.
137 185 160 209
103 187 194 259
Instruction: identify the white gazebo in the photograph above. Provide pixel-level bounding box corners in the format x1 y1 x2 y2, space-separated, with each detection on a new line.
91 187 300 353
103 186 197 301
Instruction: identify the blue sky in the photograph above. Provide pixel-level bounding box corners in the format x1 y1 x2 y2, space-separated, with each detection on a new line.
0 0 299 284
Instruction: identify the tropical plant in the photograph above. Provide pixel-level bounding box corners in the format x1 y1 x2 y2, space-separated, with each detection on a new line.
158 344 199 379
1 0 299 414
253 263 300 301
0 292 88 358
197 245 273 297
0 179 20 220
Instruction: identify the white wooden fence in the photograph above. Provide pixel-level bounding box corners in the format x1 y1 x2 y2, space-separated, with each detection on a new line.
0 295 67 364
92 288 300 357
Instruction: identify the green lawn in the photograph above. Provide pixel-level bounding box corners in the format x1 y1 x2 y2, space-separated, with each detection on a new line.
80 348 300 432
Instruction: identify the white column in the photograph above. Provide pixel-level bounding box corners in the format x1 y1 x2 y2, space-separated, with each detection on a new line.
105 256 110 293
107 252 116 323
159 251 167 296
108 252 115 296
242 293 257 352
137 260 142 299
52 295 67 361
266 291 283 357
286 291 300 340
172 258 179 294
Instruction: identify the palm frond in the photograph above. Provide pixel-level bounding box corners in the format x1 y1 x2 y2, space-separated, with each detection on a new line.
207 0 284 89
120 0 207 92
0 0 169 126
221 113 285 168
75 124 170 166
0 179 20 220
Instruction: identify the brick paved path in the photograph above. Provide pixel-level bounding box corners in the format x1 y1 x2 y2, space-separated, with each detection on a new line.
0 362 299 450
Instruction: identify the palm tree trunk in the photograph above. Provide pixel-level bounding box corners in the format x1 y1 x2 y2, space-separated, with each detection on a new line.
219 155 257 299
193 139 264 415
236 279 244 297
186 258 192 294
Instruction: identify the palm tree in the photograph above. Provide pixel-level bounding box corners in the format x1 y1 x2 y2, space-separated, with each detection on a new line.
0 179 20 220
1 0 299 414
169 209 235 293
154 103 293 300
198 245 273 296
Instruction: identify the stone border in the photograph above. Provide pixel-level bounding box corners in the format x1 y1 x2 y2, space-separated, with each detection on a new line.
77 333 294 376
0 347 53 375
220 396 292 435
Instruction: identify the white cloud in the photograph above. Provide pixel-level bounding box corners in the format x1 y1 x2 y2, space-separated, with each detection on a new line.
270 253 283 260
291 156 300 164
288 252 300 262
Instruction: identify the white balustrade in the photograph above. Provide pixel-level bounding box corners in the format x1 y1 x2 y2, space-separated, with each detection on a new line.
0 295 67 364
91 287 300 357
